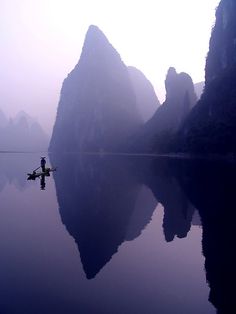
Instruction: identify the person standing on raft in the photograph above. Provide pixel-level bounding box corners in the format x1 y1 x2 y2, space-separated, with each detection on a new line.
41 157 46 172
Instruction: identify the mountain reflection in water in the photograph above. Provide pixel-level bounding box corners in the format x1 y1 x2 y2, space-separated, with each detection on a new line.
50 154 200 279
1 152 235 313
51 153 236 313
171 158 236 313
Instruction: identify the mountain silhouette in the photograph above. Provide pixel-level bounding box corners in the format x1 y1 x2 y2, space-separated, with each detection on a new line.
0 109 48 151
180 0 236 153
130 67 197 152
49 25 142 153
128 66 160 122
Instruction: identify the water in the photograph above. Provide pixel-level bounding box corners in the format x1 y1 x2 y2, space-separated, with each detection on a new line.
1 153 235 314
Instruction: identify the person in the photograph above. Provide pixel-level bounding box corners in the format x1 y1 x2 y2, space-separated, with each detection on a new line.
41 157 46 172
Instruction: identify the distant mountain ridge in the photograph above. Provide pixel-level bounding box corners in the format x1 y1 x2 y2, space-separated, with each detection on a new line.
194 82 204 100
128 66 160 122
0 109 48 151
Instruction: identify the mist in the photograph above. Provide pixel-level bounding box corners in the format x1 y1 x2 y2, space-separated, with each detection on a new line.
0 0 219 134
2 1 236 313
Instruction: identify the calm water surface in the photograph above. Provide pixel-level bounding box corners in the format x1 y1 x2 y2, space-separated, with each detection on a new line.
0 153 234 314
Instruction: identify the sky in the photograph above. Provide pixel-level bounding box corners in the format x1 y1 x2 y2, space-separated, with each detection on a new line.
0 0 220 134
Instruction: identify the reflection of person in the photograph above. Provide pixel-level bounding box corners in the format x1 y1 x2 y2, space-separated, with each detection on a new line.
40 174 46 190
41 157 46 172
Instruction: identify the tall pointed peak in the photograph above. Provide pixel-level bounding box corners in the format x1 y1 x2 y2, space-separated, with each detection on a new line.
87 24 103 34
50 24 141 153
74 24 123 69
82 25 113 52
85 25 107 41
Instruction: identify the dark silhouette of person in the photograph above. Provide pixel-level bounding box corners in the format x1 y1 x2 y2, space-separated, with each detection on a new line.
40 174 46 190
27 157 56 190
41 157 46 172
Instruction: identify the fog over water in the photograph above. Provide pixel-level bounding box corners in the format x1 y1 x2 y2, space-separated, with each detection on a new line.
1 0 219 134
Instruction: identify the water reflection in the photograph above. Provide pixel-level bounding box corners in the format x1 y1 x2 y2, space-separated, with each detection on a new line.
171 158 236 314
50 154 200 279
0 153 40 191
50 154 158 279
50 153 236 313
1 152 233 313
147 158 197 242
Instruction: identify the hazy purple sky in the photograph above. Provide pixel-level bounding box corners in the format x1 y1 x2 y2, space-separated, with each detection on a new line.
0 0 220 134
